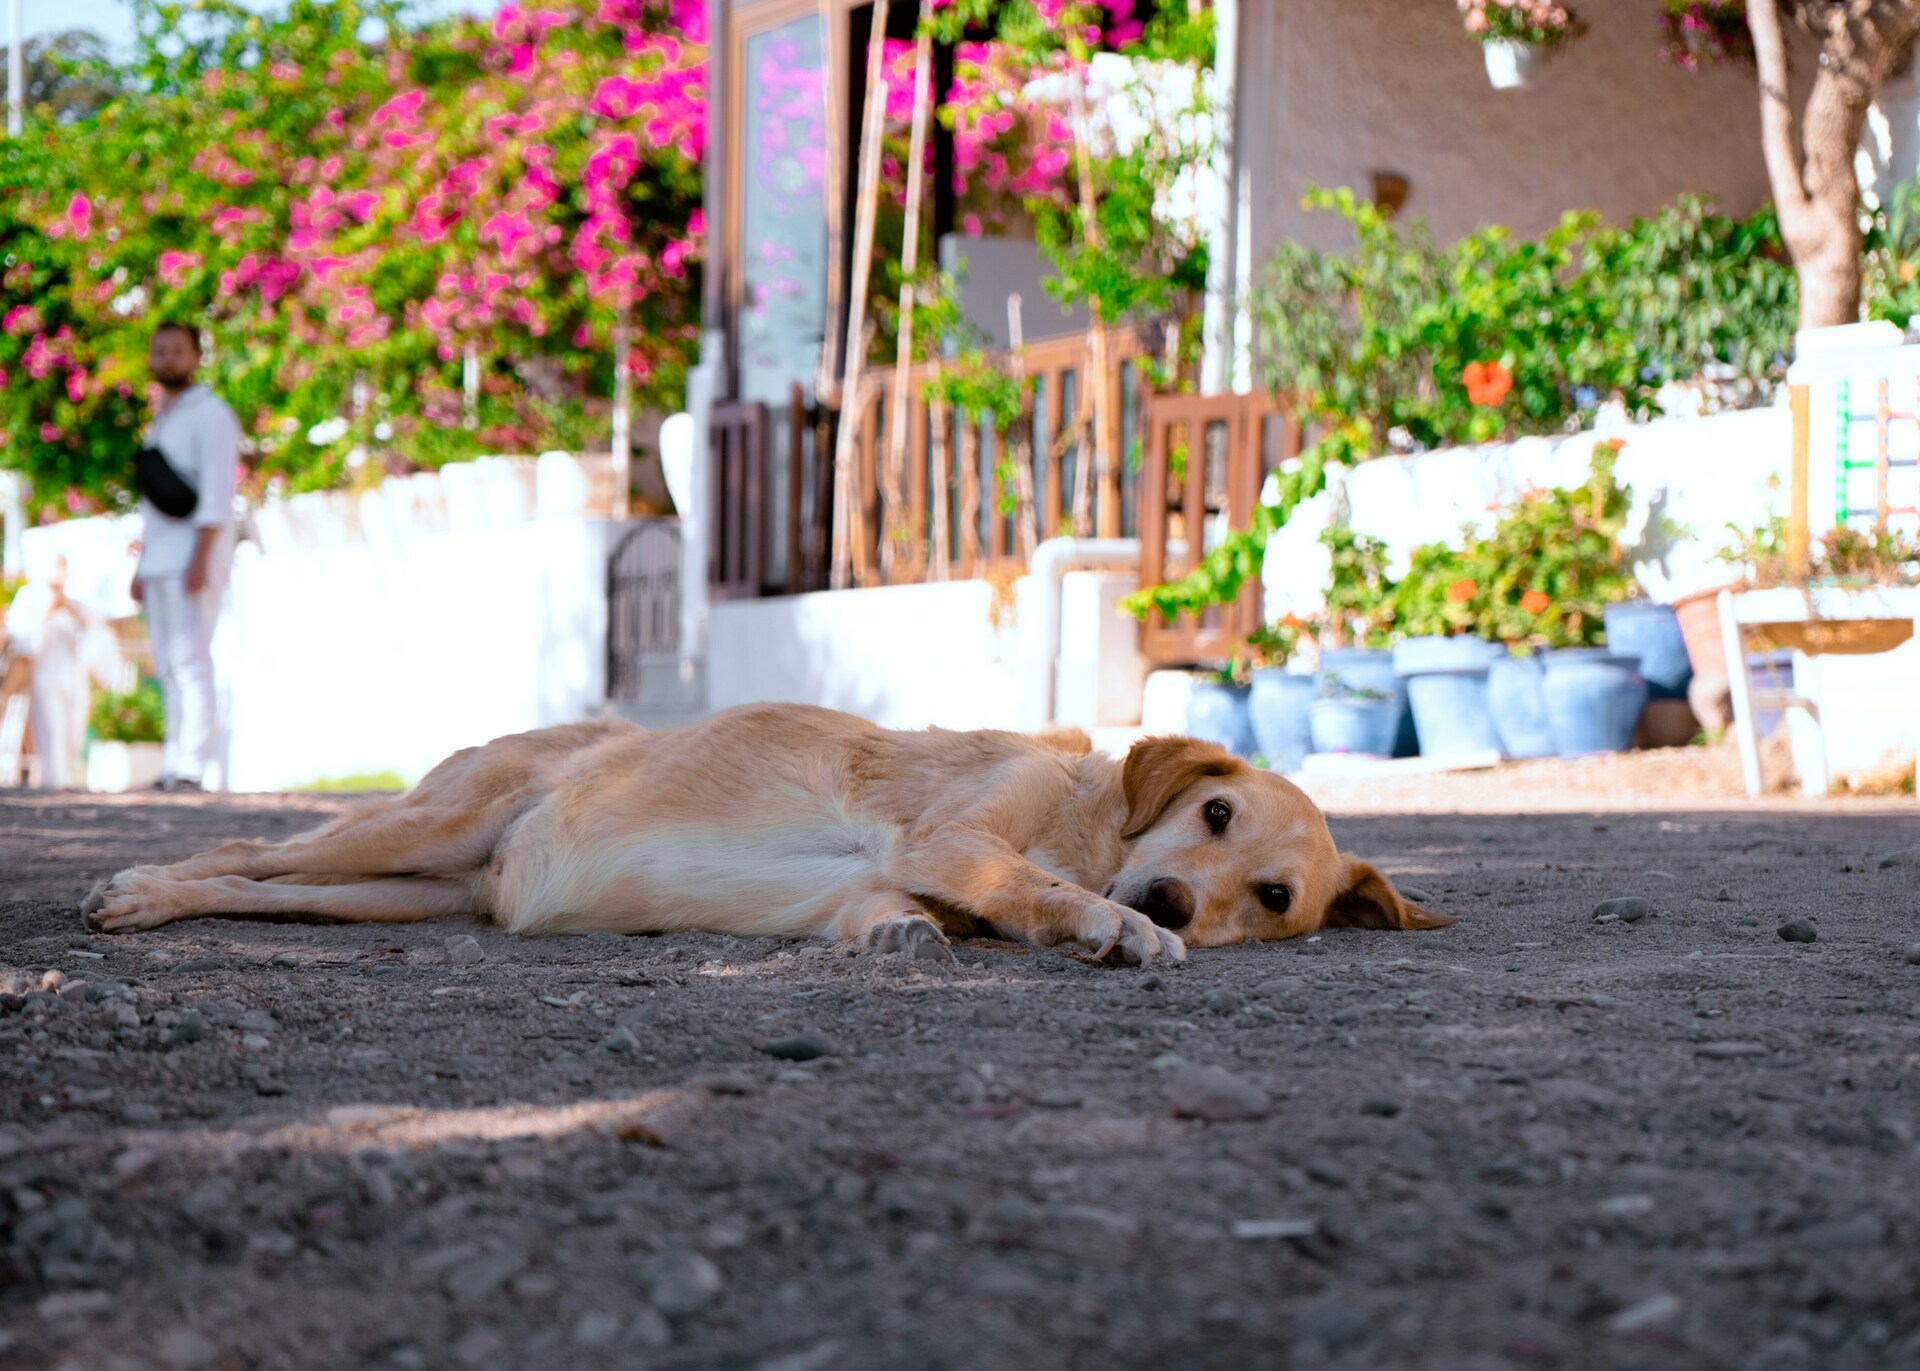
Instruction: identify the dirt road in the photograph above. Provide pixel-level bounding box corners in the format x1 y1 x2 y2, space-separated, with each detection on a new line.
3 769 1918 1370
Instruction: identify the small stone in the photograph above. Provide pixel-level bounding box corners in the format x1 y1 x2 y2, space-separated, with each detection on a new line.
1607 1293 1682 1335
1696 1040 1767 1060
107 1002 140 1030
1138 972 1163 991
648 1249 725 1316
270 953 299 968
624 1306 673 1349
1777 920 1819 943
156 1329 221 1371
172 956 228 973
1359 1096 1402 1118
1597 1194 1656 1216
444 1248 527 1304
1593 897 1653 924
1905 944 1920 966
121 1102 162 1124
58 980 89 1005
1204 988 1242 1016
445 935 483 967
36 1289 111 1321
1148 1052 1188 1072
572 1313 624 1347
1397 886 1433 904
1232 1218 1319 1241
166 1013 206 1047
452 1328 506 1368
602 1026 640 1054
762 1033 834 1062
1168 1065 1270 1122
1874 844 1920 870
1713 886 1734 902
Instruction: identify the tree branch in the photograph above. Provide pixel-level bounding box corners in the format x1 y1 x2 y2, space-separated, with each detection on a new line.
1748 0 1810 217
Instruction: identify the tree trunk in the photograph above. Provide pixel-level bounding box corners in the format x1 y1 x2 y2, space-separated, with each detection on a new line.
1747 0 1920 331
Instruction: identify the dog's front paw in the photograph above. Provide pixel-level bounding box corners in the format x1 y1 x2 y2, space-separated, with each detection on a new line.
1087 904 1186 967
81 868 179 934
860 914 955 963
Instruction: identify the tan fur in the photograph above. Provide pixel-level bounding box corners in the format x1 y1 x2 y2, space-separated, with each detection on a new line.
80 706 1452 963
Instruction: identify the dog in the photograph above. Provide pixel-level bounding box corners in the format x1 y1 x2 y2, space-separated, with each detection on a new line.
80 704 1453 963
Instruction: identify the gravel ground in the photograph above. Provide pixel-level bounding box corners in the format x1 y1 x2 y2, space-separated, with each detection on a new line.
2 757 1919 1371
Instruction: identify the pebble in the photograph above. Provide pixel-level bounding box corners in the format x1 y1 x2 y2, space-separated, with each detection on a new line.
37 1289 112 1321
121 1102 163 1124
1592 897 1653 924
1203 988 1242 1016
1231 1217 1319 1241
1696 1040 1767 1059
235 1010 278 1034
1397 886 1433 904
602 1027 641 1054
444 1248 527 1303
1138 973 1163 991
1875 844 1920 870
1168 1065 1270 1122
762 1033 834 1061
1149 1052 1188 1072
647 1249 725 1316
173 957 228 973
1714 886 1735 902
270 953 299 968
107 1002 140 1030
572 1313 624 1347
241 1034 270 1051
1607 1293 1682 1334
1906 944 1920 966
156 1328 221 1371
625 1306 673 1348
1777 919 1819 943
445 935 484 967
689 1072 758 1096
1359 1096 1402 1117
166 1013 207 1047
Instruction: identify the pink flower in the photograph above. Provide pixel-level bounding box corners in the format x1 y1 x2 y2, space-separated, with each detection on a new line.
65 370 88 402
341 191 380 222
158 250 202 288
39 423 63 444
371 88 427 129
270 61 300 82
64 193 92 240
2 305 41 336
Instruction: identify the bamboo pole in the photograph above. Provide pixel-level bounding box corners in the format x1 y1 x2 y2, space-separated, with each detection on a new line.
928 395 951 580
815 0 848 408
1067 59 1114 538
882 18 934 584
829 2 892 590
1008 293 1038 564
959 408 982 576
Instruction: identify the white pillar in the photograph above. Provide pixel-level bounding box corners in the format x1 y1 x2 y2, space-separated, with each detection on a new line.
1198 0 1239 395
0 469 22 578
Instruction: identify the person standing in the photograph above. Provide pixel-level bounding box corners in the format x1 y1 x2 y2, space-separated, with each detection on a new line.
133 322 239 792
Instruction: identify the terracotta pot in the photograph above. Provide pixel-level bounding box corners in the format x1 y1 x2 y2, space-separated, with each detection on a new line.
1671 584 1737 679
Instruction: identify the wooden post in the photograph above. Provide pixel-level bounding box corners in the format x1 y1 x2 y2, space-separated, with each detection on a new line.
830 3 892 590
1067 60 1115 538
928 395 951 580
1788 382 1810 580
611 310 632 520
1008 293 1038 563
959 410 982 576
883 17 933 584
816 0 848 408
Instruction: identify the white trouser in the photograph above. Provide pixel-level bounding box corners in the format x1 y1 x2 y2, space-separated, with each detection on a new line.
28 678 85 789
142 575 223 785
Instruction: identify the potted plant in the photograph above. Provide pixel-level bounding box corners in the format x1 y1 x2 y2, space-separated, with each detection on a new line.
1310 527 1409 757
1245 617 1317 773
86 678 166 793
1388 544 1506 760
1660 1 1753 71
1185 657 1257 760
1460 0 1587 89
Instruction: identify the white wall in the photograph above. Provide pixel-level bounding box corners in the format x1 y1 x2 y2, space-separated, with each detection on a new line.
707 579 1033 730
1243 0 1803 258
1262 405 1794 624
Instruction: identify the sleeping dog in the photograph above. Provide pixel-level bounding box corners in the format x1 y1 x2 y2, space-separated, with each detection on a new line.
81 704 1452 962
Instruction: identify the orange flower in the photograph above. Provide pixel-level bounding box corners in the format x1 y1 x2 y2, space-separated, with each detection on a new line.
1520 589 1551 614
1462 360 1513 407
1446 578 1477 604
1604 436 1626 451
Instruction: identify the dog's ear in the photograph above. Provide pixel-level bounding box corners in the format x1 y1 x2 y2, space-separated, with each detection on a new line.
1325 856 1456 931
1121 736 1243 840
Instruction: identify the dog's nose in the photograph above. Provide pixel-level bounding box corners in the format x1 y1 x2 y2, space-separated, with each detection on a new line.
1139 877 1194 930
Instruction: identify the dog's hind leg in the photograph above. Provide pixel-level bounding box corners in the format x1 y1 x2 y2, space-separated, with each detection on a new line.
824 888 955 962
83 872 476 935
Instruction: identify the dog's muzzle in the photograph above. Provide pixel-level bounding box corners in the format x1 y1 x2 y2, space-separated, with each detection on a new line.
1130 877 1194 931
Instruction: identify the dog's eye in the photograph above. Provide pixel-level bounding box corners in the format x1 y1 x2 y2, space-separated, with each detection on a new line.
1257 884 1292 915
1203 799 1232 834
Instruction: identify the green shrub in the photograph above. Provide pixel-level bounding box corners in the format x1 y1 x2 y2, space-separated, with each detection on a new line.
88 679 164 744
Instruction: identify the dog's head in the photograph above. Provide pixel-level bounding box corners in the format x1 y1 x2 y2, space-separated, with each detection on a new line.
1104 736 1454 947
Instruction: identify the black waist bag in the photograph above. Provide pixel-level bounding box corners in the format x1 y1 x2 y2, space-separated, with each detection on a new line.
134 445 198 519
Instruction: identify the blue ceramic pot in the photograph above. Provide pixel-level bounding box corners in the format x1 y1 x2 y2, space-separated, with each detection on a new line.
1248 668 1316 773
1602 601 1692 701
1392 636 1503 759
1486 650 1556 759
1308 697 1402 757
1314 648 1410 756
1186 680 1255 758
1541 649 1648 757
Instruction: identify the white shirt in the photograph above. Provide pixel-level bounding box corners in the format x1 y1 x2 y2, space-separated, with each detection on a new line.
137 383 241 580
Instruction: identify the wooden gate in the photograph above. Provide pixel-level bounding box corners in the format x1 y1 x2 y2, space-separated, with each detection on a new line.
708 401 768 601
1136 391 1299 666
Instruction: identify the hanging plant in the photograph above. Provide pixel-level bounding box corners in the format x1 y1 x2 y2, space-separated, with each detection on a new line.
1457 0 1587 50
1659 1 1754 71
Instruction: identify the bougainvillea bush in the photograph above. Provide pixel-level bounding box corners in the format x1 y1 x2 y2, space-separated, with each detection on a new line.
0 0 706 514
